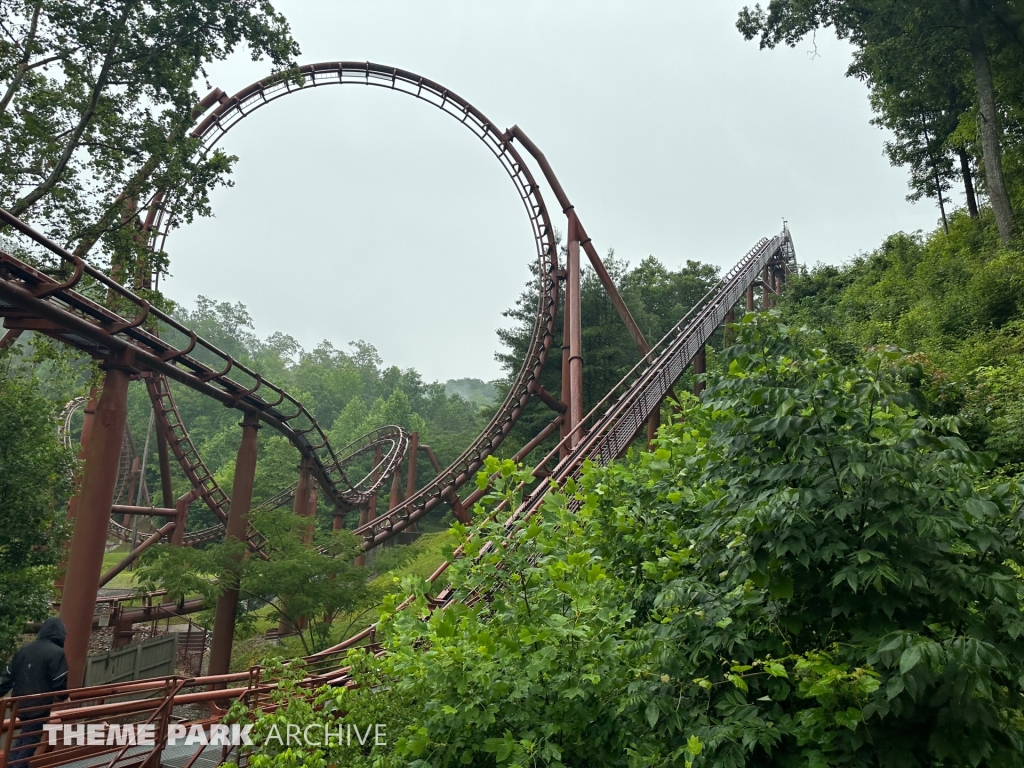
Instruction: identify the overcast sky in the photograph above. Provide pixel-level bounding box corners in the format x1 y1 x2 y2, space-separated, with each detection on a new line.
166 1 945 383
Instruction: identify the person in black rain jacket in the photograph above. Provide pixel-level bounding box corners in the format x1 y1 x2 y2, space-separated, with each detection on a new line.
0 617 69 762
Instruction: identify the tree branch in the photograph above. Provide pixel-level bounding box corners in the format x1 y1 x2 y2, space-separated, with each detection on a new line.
9 1 134 219
0 0 42 116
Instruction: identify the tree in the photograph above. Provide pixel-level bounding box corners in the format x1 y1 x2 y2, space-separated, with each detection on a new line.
854 29 977 226
495 252 720 461
137 507 372 656
0 359 73 659
237 315 1024 767
736 0 1019 243
0 0 299 279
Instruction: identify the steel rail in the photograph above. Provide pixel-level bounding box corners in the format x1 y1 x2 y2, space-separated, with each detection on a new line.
0 65 801 756
0 209 361 511
303 229 796 670
4 61 561 574
3 234 795 752
142 62 561 548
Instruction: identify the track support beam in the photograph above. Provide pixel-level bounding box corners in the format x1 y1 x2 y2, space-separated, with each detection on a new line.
60 365 131 688
208 411 260 679
55 387 98 597
567 213 584 448
355 445 383 567
693 346 707 397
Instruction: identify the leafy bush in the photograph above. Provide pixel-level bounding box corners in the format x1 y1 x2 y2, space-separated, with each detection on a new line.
0 363 74 659
237 315 1024 767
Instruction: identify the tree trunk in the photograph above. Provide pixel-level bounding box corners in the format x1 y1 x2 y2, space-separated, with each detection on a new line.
961 0 1015 243
958 148 980 218
923 121 949 233
935 170 949 234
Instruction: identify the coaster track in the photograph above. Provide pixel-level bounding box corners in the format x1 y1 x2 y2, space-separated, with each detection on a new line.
0 59 795 768
0 226 794 768
144 61 561 550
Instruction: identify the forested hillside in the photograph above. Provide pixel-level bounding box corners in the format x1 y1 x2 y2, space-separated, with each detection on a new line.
126 296 487 532
780 211 1024 480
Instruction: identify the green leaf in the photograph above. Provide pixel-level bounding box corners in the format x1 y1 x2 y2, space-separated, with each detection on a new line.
646 700 660 727
686 736 703 756
898 645 922 675
769 577 794 600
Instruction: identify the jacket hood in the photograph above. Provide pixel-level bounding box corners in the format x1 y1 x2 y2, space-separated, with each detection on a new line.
37 617 67 647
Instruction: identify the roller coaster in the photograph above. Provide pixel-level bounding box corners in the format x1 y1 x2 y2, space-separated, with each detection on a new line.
0 61 795 768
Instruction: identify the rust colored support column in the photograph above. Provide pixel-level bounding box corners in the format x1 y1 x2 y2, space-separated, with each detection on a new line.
761 266 772 309
306 484 319 531
208 411 260 679
746 284 755 312
281 459 316 635
567 213 584 448
111 504 176 517
405 432 420 500
155 426 174 508
420 444 439 473
723 308 736 347
292 457 314 523
388 471 404 511
420 444 468 523
693 346 707 397
123 457 141 525
535 386 566 415
98 520 175 588
559 275 571 459
646 404 661 446
354 505 369 568
355 445 383 567
171 489 200 546
59 367 130 688
55 388 99 595
775 271 783 296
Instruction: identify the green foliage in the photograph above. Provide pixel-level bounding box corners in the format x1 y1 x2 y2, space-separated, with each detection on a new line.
780 211 1024 475
0 358 73 659
496 252 720 462
0 0 299 277
137 507 367 655
237 315 1024 767
613 313 1024 766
